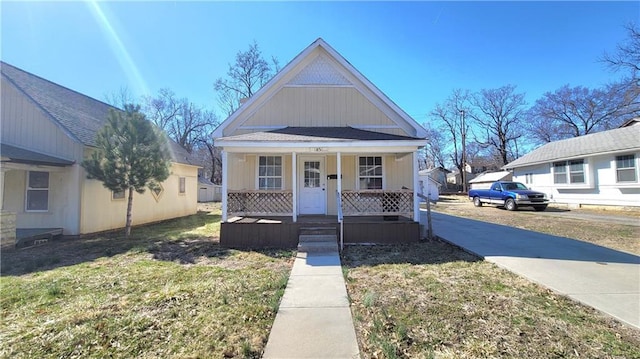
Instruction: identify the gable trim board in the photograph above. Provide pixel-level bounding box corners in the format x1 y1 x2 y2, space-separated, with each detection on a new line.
213 38 427 139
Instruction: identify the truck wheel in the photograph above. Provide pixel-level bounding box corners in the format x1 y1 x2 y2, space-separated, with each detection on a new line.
505 198 517 211
473 197 482 207
534 205 547 212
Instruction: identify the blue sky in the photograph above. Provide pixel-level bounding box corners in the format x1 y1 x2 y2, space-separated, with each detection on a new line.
2 1 637 125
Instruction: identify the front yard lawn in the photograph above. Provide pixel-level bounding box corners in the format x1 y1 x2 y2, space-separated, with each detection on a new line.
343 242 640 359
0 204 294 358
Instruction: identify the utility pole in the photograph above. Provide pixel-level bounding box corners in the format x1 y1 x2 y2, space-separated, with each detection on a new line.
460 110 467 193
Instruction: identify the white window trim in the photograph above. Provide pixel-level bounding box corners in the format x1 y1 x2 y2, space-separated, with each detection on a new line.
256 155 285 190
356 155 385 190
614 153 638 184
550 159 593 189
25 171 49 212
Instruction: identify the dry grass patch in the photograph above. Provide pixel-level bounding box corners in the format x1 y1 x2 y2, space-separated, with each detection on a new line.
1 203 294 358
342 242 640 358
432 195 640 255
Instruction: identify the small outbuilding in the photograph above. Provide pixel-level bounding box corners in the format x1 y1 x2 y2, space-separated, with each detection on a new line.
418 172 440 201
468 171 512 189
197 176 221 202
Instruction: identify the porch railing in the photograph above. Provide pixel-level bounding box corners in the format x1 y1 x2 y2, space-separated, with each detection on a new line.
341 189 414 217
227 190 293 216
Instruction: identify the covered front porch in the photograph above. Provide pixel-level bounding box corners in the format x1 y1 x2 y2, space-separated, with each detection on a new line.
215 127 427 248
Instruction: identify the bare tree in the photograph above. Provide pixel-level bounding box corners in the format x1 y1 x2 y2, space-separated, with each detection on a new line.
142 88 217 153
103 86 136 109
601 22 640 78
429 89 473 191
470 85 526 166
214 41 279 116
421 123 447 170
526 83 639 144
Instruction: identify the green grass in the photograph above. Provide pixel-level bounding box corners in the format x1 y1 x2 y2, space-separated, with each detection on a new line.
343 241 640 359
0 204 294 358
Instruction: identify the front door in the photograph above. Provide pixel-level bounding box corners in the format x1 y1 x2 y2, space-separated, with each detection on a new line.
298 156 326 215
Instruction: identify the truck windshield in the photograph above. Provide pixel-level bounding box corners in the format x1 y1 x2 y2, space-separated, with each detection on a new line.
503 182 528 190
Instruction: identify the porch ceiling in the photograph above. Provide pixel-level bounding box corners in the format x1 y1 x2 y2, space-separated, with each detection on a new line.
215 126 427 152
0 143 74 167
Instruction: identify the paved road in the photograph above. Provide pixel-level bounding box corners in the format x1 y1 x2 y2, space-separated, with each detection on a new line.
430 211 640 329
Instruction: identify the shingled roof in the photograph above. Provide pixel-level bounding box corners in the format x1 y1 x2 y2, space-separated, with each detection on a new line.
504 124 640 169
1 61 194 165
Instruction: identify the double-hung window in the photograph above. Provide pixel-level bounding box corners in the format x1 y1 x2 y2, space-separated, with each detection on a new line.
553 162 567 184
26 171 49 211
553 160 585 184
358 156 383 189
258 156 283 190
616 154 637 182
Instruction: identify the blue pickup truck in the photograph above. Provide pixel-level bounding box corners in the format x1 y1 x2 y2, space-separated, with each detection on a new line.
468 181 549 211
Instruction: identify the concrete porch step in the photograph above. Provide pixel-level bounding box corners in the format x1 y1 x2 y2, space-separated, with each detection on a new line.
298 230 338 252
299 226 337 236
299 234 337 243
297 240 339 253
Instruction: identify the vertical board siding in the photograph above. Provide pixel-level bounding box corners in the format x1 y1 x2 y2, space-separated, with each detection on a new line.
238 87 400 131
1 78 81 161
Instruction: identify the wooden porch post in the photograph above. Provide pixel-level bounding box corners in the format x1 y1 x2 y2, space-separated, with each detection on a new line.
292 151 297 222
336 152 342 201
413 151 420 221
221 150 228 222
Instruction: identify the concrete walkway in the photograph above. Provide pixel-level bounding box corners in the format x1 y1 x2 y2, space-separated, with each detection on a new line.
262 251 360 358
430 211 640 329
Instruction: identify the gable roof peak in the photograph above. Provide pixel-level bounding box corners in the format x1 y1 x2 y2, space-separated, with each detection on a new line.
213 38 427 139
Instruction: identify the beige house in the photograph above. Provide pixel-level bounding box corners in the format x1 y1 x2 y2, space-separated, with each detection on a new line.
0 62 199 247
213 38 428 247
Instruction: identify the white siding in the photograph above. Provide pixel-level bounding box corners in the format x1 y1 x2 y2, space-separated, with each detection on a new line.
512 152 640 207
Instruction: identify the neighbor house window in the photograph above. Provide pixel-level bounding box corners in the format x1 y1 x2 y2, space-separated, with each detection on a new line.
525 173 533 184
359 156 383 189
179 177 186 194
258 156 282 190
112 190 125 200
553 160 585 184
616 154 637 182
553 162 567 184
26 171 49 211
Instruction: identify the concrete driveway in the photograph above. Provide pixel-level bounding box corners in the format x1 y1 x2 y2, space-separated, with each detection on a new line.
430 211 640 329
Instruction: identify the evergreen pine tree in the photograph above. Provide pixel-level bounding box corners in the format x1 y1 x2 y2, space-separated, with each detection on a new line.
82 104 171 238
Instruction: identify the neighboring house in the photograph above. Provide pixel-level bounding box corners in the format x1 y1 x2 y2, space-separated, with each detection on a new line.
418 175 440 202
197 176 221 202
446 164 476 191
419 167 449 188
503 122 640 207
468 171 512 189
213 38 428 247
0 62 200 246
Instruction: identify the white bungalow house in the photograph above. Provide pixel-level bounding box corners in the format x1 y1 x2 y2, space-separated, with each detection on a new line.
213 38 428 247
503 121 640 207
0 62 200 248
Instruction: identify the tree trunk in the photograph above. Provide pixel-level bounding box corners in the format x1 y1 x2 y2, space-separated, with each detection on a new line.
125 186 134 238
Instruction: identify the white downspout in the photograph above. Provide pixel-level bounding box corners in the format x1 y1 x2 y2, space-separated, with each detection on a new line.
337 152 343 250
